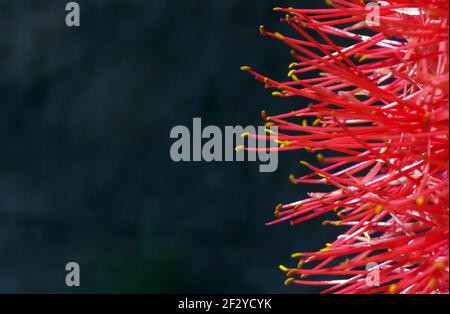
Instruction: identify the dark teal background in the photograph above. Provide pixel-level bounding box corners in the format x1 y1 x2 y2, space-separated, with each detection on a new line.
0 0 338 293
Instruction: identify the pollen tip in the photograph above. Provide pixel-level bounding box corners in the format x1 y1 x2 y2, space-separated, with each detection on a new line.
287 269 297 277
278 264 289 272
272 91 282 97
358 55 369 62
274 32 285 40
428 277 437 290
261 110 268 120
435 262 445 270
388 284 398 294
416 196 425 206
291 252 303 258
316 153 326 164
259 25 266 35
375 204 384 214
240 65 251 71
284 277 295 286
235 145 245 152
312 118 321 126
274 204 283 217
289 174 298 185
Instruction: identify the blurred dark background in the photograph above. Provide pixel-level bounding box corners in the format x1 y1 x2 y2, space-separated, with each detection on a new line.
0 0 339 293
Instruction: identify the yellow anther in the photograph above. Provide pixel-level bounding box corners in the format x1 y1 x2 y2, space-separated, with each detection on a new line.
279 264 289 272
279 140 293 148
302 119 308 127
291 252 303 258
325 0 334 6
273 7 282 11
312 118 321 126
317 153 326 164
375 204 384 214
275 32 285 40
289 62 297 69
289 174 298 185
265 122 274 128
423 112 431 126
428 277 437 290
337 211 345 219
320 247 330 252
284 277 295 286
335 221 342 226
416 196 425 206
265 128 274 134
294 202 302 210
435 262 445 270
358 55 369 62
235 145 245 152
272 91 282 97
305 146 313 153
326 243 333 247
274 204 283 217
322 220 331 226
288 69 297 78
291 74 300 81
297 259 305 269
259 25 266 35
241 132 250 138
300 160 310 166
287 269 297 277
319 72 328 76
340 258 350 267
275 203 283 212
240 66 251 71
261 110 268 121
388 284 398 294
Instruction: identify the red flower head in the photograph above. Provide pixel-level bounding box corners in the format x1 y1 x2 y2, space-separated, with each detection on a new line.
242 0 449 293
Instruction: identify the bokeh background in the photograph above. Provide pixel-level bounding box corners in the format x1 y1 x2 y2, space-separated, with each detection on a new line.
0 0 340 293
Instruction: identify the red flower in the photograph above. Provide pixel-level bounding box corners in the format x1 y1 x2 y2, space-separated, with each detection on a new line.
242 0 448 293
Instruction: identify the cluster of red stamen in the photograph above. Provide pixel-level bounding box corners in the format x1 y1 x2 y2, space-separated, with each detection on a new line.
241 0 448 293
